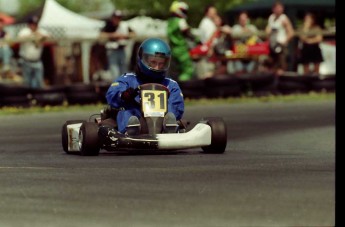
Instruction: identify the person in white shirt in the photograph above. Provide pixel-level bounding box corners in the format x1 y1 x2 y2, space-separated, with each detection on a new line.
18 16 50 88
198 4 218 44
265 1 294 75
195 5 219 79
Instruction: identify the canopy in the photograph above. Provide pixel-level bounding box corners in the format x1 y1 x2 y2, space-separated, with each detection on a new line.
37 0 106 83
39 0 105 39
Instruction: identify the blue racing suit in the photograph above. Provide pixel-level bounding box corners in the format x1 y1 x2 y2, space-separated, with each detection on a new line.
106 73 185 133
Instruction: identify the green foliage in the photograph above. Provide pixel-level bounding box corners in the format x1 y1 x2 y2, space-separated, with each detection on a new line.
57 0 105 13
251 18 267 30
111 0 249 27
17 0 44 18
15 0 251 27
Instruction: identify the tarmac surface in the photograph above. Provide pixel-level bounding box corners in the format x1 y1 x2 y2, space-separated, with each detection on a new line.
0 100 335 227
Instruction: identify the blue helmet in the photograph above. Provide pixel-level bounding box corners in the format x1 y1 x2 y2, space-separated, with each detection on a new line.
137 38 171 81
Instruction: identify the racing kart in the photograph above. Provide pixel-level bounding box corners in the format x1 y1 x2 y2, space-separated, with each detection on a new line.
61 83 227 156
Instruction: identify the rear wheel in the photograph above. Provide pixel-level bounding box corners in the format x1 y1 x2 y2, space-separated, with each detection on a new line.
201 117 227 154
61 120 86 154
79 122 100 156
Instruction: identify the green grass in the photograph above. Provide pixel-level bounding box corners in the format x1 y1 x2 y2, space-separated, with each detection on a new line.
0 91 335 116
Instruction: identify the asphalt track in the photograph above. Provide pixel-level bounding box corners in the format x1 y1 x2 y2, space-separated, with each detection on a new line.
0 100 335 227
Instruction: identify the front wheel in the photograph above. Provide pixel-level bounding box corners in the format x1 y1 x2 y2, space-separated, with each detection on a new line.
79 122 100 156
61 120 86 154
201 117 227 154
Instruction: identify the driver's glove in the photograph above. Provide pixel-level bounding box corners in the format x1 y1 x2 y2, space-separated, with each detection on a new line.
121 87 137 103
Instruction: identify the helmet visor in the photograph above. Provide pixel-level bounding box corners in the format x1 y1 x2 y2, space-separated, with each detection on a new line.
142 53 170 72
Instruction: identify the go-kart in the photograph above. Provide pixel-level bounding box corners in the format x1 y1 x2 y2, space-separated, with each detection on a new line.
61 83 227 156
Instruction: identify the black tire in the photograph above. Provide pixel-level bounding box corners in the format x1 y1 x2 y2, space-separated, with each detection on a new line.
65 83 95 93
311 76 335 92
182 90 206 99
0 84 31 96
205 75 241 98
205 75 239 86
0 96 31 107
238 72 277 92
30 86 66 105
201 117 227 154
179 79 206 99
79 122 100 156
277 73 317 94
66 92 100 105
206 85 242 98
30 85 67 95
61 120 86 154
0 84 31 107
33 93 66 106
94 81 111 104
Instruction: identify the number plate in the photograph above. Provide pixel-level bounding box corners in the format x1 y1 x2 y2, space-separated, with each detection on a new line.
141 90 167 117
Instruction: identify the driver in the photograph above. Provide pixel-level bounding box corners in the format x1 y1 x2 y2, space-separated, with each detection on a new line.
99 38 185 140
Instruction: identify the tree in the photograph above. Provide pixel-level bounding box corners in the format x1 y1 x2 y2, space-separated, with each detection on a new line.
15 0 249 27
111 0 248 27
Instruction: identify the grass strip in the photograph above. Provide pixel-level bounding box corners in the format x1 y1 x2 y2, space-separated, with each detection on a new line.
0 91 335 116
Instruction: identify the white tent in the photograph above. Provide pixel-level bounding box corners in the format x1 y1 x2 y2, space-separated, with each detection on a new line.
122 16 167 38
39 0 105 39
38 0 106 83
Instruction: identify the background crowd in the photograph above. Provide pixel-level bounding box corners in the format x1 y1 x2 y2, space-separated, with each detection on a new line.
0 0 332 89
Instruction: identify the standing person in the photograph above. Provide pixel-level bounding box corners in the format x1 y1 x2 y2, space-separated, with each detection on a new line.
100 10 135 81
298 12 324 75
198 4 218 45
167 1 199 81
0 17 13 76
99 38 184 142
18 16 50 88
201 15 232 59
194 4 221 79
231 11 259 75
265 0 294 75
199 15 232 77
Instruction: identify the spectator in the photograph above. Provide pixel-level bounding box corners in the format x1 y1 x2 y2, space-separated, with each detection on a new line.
198 4 218 44
209 15 233 56
99 38 184 142
100 10 135 81
0 17 13 76
18 15 50 88
231 11 259 75
265 0 294 75
193 5 221 79
203 15 233 77
298 12 324 76
167 1 199 81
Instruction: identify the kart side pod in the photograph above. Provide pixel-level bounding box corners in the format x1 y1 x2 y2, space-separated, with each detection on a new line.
157 123 211 149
